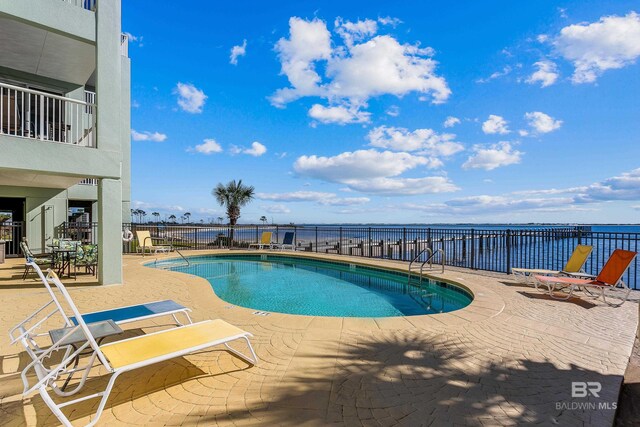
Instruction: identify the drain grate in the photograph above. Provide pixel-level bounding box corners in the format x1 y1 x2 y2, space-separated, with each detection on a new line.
252 311 270 316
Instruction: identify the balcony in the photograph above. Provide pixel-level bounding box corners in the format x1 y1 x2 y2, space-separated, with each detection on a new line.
0 82 96 148
62 0 96 11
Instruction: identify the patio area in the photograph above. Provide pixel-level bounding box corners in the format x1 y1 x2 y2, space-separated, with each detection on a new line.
0 251 637 426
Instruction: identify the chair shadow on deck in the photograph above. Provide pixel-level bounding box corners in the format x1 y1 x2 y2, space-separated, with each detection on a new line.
208 335 620 426
516 291 597 309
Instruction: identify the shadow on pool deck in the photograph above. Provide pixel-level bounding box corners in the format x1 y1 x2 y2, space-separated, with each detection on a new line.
200 336 619 425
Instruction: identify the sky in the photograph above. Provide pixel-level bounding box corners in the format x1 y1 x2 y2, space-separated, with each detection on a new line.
124 0 640 224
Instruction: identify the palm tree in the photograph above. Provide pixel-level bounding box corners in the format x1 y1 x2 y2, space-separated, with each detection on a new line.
184 212 191 224
168 214 177 223
152 212 160 223
213 180 255 226
260 215 267 225
217 216 224 224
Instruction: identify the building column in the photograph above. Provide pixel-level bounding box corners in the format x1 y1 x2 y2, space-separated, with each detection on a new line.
98 178 122 285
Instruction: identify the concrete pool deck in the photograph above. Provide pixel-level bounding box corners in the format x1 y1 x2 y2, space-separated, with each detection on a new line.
0 250 637 426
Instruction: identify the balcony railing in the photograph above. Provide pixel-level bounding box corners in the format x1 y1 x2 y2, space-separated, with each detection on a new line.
62 0 96 11
79 178 98 185
120 33 129 57
0 82 96 148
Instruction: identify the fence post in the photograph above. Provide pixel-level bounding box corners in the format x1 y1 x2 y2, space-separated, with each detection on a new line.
577 228 582 245
402 228 407 261
470 229 475 270
339 227 343 255
506 229 512 274
368 227 372 258
315 227 318 253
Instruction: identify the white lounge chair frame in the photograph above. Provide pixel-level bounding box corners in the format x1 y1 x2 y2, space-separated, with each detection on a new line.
9 263 193 350
17 270 258 427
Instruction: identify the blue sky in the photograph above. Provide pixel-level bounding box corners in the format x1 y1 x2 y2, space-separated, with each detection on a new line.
124 0 640 224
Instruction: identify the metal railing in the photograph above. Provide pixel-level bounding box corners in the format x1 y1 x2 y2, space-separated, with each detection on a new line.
78 178 98 185
0 82 96 147
62 0 96 11
1 221 24 257
120 33 129 57
60 223 640 289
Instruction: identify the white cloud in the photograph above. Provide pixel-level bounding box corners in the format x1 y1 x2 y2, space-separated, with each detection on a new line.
230 39 247 65
335 17 378 47
476 66 512 83
132 200 184 212
243 141 267 157
261 204 291 214
524 111 562 134
576 168 640 202
518 129 529 137
294 149 437 182
131 129 167 142
554 12 640 83
270 17 332 106
257 191 335 202
385 105 400 117
443 116 460 128
401 167 640 216
326 35 450 104
378 16 402 27
175 82 207 113
526 60 559 87
481 115 510 135
318 197 370 206
345 176 459 195
293 149 457 195
190 138 222 154
462 142 522 170
124 32 144 47
308 104 371 124
270 16 450 119
367 125 463 158
257 191 370 206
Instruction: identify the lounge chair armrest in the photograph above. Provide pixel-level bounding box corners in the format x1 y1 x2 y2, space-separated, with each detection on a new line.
560 271 596 279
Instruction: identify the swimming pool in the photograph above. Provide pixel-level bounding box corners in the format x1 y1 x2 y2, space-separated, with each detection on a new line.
152 255 473 317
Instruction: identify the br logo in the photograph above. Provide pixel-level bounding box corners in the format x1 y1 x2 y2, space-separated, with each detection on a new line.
572 382 601 398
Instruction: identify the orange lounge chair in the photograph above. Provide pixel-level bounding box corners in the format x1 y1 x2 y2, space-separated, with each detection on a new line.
534 249 637 306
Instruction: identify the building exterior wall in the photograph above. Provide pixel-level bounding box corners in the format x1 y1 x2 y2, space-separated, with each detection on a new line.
0 0 130 284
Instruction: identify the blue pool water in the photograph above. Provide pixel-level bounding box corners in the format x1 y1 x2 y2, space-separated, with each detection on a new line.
153 255 472 317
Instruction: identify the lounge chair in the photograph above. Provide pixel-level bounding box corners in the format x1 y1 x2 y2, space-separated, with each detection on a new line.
136 230 172 255
249 231 273 249
512 244 592 285
271 231 295 251
10 262 193 350
534 249 637 306
20 239 52 280
16 269 258 427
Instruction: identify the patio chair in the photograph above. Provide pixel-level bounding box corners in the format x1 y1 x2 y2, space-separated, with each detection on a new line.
20 239 52 280
271 231 295 251
16 269 257 427
136 230 172 255
512 244 593 285
249 232 273 249
73 244 98 277
534 249 637 306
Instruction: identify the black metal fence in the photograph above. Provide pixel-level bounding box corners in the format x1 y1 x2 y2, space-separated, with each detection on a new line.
1 221 24 257
61 223 640 289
